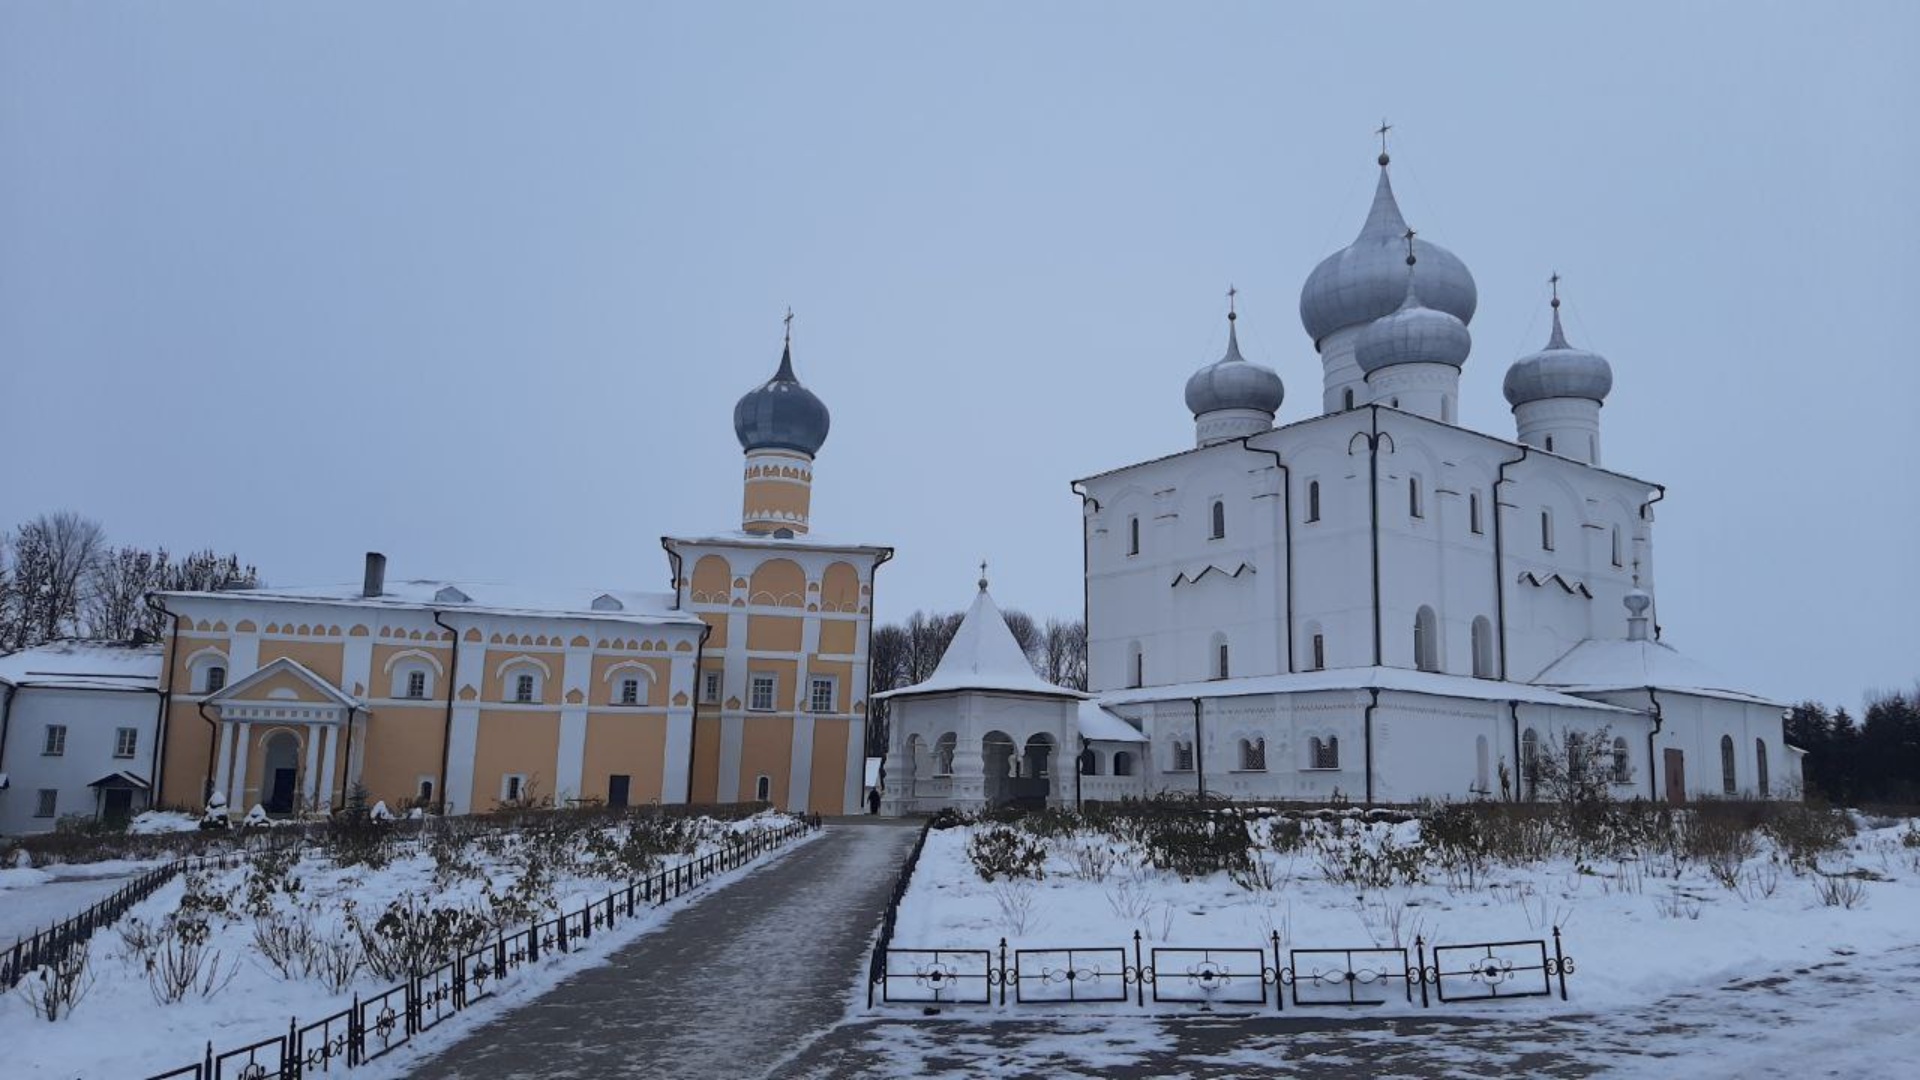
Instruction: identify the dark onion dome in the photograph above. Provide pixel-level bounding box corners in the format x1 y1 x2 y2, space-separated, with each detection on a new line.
1184 314 1284 416
1299 162 1477 347
1354 272 1472 374
733 341 831 456
1503 302 1613 406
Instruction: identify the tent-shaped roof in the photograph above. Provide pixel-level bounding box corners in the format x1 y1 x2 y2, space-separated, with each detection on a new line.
875 584 1088 701
1532 638 1781 706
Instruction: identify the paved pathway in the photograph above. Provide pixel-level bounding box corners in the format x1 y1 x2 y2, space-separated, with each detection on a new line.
408 820 918 1080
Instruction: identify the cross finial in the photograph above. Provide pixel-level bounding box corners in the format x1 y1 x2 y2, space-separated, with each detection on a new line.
1549 272 1562 309
978 560 989 592
783 307 794 343
1403 227 1417 267
1376 118 1392 166
1226 283 1237 321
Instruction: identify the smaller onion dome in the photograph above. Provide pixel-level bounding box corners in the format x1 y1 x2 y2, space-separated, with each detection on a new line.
1503 295 1613 407
1354 271 1472 375
734 337 831 456
1185 307 1284 417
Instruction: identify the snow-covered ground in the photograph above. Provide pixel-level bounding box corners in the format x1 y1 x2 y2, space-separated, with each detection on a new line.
0 860 170 944
888 809 1920 1018
2 810 812 1079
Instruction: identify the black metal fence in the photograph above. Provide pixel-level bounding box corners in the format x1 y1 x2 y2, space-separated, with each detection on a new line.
864 818 933 1007
1 852 248 991
132 818 817 1080
872 926 1573 1012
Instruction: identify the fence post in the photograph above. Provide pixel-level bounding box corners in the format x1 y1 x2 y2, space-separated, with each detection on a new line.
1272 931 1284 1013
1133 930 1144 1008
348 994 362 1067
284 1016 299 1078
556 911 569 953
998 937 1008 1007
1552 926 1568 1001
1415 935 1429 1009
527 919 539 964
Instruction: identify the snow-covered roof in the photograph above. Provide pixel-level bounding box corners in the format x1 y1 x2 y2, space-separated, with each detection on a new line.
0 641 162 692
1078 701 1147 742
664 531 892 556
160 580 704 629
1097 666 1640 714
88 771 151 790
875 585 1088 701
1532 638 1782 706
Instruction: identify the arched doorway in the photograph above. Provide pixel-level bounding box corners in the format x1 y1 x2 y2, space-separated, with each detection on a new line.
262 730 301 814
1017 734 1057 807
982 731 1016 805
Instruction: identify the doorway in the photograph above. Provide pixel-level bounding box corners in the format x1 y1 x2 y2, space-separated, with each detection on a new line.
263 731 300 814
102 787 134 822
1663 748 1686 804
608 774 631 809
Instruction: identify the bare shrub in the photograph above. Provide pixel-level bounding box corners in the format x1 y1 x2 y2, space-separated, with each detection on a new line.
991 881 1041 936
1064 839 1116 883
1813 872 1867 910
309 921 363 993
1761 803 1853 868
1653 889 1702 920
967 825 1047 883
17 941 94 1020
352 895 492 981
483 849 557 928
252 912 318 980
1313 825 1425 889
1103 874 1155 923
243 844 304 916
1228 851 1288 893
148 913 239 1004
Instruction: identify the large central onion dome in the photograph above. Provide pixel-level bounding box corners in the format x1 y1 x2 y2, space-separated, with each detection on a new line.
1354 270 1472 374
1299 157 1477 347
1503 299 1613 406
734 339 830 456
1185 311 1284 417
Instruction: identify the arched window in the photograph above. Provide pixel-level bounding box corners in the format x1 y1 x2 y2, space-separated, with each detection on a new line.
1567 732 1587 781
499 658 548 704
1239 738 1266 771
1128 642 1144 688
1409 476 1424 519
934 733 957 776
1521 728 1540 797
1721 735 1737 795
1128 516 1141 555
1475 735 1490 793
1210 633 1230 680
190 652 229 695
1343 388 1356 410
1545 435 1556 453
1309 736 1339 770
755 775 772 802
205 665 227 693
1469 492 1483 535
1470 616 1494 679
1306 481 1321 523
1756 739 1770 796
1311 633 1326 671
1079 748 1100 775
1113 751 1134 777
1414 606 1439 672
1210 500 1226 540
1540 510 1555 551
1611 526 1623 567
1612 737 1631 784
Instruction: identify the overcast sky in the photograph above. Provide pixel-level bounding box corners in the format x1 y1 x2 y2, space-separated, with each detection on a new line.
3 2 1914 712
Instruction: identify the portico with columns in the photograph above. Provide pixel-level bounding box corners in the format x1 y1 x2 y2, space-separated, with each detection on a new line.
203 657 356 814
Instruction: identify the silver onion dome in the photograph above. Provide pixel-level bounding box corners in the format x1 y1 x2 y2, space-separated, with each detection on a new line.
1185 313 1284 417
1503 302 1613 406
734 341 831 456
1354 273 1472 374
1300 161 1477 347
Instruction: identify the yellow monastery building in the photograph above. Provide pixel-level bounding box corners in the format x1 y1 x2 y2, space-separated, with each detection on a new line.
151 334 889 818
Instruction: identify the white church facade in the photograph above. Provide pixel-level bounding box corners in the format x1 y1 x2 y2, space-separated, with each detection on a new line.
883 148 1797 812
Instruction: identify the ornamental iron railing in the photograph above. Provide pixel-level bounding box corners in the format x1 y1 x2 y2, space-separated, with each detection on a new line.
871 926 1573 1012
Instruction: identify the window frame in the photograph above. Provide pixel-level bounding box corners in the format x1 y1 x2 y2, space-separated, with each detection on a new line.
1127 515 1141 556
35 789 58 818
1238 737 1266 772
1409 476 1424 519
1612 737 1631 785
1469 491 1483 534
702 670 722 704
512 672 537 704
114 727 138 759
1209 500 1226 540
1311 633 1326 671
1306 480 1321 523
1171 740 1195 773
748 672 777 713
1307 736 1340 771
619 677 642 706
755 775 772 802
1721 734 1737 795
500 773 529 802
1540 510 1555 552
43 724 67 756
808 674 837 714
405 669 428 700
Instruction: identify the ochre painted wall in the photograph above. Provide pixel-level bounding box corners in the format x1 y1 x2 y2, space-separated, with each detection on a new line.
737 715 794 805
809 716 853 815
690 714 723 803
359 703 449 808
583 711 668 805
817 620 857 656
256 640 346 689
469 709 559 809
746 615 803 653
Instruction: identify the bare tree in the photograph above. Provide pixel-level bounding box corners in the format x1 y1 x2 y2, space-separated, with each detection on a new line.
9 512 106 647
1040 617 1088 691
902 610 964 685
87 546 165 642
159 550 259 595
1000 607 1042 668
865 623 910 756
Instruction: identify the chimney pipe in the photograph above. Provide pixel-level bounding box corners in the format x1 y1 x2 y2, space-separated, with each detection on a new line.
363 552 387 598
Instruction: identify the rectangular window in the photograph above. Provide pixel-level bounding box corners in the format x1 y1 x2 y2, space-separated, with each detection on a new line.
1469 492 1483 534
1313 738 1340 770
809 676 836 714
1172 742 1194 772
43 725 66 756
1127 516 1141 555
1306 481 1321 523
1541 510 1555 551
619 678 640 705
1312 634 1326 671
35 789 57 818
1409 477 1423 519
1611 527 1623 567
514 674 535 703
749 673 776 712
702 670 721 704
502 774 527 802
114 727 138 759
205 666 226 693
406 670 427 699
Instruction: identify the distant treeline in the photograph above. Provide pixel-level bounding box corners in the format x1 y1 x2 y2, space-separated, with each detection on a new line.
1787 688 1920 805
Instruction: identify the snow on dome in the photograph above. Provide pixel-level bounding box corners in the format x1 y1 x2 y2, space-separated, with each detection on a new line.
734 341 830 456
1299 163 1477 346
1354 273 1472 374
1503 303 1613 406
1184 315 1284 417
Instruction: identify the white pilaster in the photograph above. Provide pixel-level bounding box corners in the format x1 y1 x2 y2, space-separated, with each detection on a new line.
443 704 480 815
213 721 235 805
662 707 693 803
301 724 321 806
228 721 253 811
318 726 338 810
555 707 588 804
843 712 865 814
717 714 744 802
787 713 815 813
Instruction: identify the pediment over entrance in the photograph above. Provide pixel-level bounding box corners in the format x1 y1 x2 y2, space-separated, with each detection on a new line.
205 657 358 725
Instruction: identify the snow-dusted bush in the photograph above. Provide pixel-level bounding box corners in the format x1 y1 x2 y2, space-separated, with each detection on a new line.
1062 838 1116 883
1813 872 1868 910
242 844 304 916
251 911 319 981
1312 824 1425 890
992 881 1041 935
967 825 1046 882
1137 812 1252 881
17 941 94 1021
351 895 491 981
325 783 393 869
147 910 239 1004
1760 802 1853 868
482 848 557 927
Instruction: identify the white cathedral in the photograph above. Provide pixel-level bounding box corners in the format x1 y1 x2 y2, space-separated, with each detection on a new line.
882 148 1796 812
